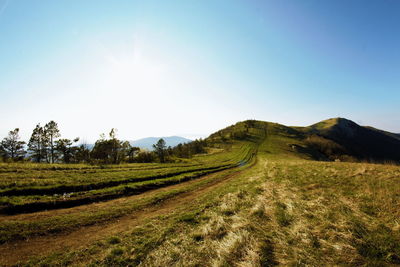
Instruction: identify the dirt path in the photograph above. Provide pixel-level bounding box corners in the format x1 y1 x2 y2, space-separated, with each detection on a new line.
0 164 253 266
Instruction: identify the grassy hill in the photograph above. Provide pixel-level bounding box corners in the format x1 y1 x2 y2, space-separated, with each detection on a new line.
207 118 400 163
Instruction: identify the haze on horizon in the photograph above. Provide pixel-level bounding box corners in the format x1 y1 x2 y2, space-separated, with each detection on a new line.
1 0 399 142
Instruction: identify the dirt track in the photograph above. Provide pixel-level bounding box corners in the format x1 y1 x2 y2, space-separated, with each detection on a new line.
0 163 253 266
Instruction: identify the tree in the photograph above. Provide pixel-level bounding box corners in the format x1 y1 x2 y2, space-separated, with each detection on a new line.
55 138 79 163
169 138 208 159
109 128 121 164
135 150 155 163
75 144 91 163
0 128 26 160
28 124 46 162
91 133 110 163
0 145 5 161
120 141 134 162
153 138 167 163
91 129 128 164
127 146 140 162
44 121 60 163
190 139 207 154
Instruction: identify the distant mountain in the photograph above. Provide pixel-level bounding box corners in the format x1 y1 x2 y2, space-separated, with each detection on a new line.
130 136 192 150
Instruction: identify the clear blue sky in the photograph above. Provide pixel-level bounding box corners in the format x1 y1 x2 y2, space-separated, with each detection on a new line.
1 0 399 142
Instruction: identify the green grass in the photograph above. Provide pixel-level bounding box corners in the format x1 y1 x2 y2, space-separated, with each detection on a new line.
0 140 257 214
0 163 254 244
0 164 233 210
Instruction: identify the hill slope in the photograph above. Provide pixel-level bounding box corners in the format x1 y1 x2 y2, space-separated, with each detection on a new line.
304 118 400 162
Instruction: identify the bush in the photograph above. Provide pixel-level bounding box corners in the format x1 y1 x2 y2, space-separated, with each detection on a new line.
135 151 156 163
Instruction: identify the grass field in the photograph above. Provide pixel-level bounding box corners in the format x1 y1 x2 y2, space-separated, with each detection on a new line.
0 121 399 266
0 141 256 214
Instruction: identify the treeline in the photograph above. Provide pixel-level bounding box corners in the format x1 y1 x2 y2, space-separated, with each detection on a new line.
0 121 208 164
